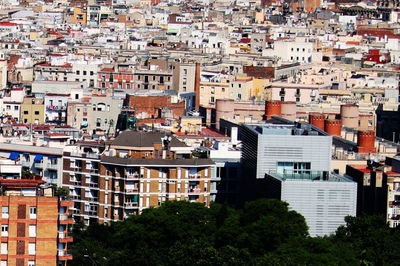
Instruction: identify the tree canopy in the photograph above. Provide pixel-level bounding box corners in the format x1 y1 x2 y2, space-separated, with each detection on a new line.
70 199 399 266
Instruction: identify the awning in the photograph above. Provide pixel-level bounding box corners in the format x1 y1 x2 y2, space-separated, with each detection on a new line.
34 154 44 162
133 195 139 202
81 121 88 127
48 155 58 158
9 152 20 160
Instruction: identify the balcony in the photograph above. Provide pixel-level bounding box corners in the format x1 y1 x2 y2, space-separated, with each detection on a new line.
125 188 139 194
21 161 30 167
58 250 73 260
34 162 43 169
47 163 58 170
58 232 73 243
188 188 202 194
70 195 81 200
124 202 138 208
86 209 98 216
70 164 80 170
59 214 74 224
86 197 99 202
126 173 140 180
90 168 99 174
188 174 201 179
88 182 98 188
47 105 66 111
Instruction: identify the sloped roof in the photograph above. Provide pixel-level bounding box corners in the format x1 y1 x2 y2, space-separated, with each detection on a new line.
111 130 188 148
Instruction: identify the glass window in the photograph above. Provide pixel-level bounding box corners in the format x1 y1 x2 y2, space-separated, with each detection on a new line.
29 225 36 237
29 207 37 219
0 243 7 255
1 225 8 237
2 206 8 219
28 243 36 255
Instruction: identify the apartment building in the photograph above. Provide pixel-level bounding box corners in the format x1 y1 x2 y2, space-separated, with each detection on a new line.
134 66 174 91
0 179 73 265
61 131 214 225
0 144 63 186
20 97 45 125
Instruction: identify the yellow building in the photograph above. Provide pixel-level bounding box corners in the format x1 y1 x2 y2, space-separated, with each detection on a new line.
72 8 87 25
20 97 45 124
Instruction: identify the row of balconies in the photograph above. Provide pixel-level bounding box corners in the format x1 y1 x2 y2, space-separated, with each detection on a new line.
21 161 58 170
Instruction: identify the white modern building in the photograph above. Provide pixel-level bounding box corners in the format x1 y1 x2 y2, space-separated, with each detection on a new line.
240 121 357 236
264 171 357 236
241 123 332 179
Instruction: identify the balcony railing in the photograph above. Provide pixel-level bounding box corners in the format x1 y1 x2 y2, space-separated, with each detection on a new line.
124 202 138 208
126 173 140 180
188 188 202 194
188 174 201 179
59 214 73 221
87 197 99 202
88 182 98 188
21 161 30 167
34 162 43 169
58 250 72 256
47 105 66 111
47 163 58 170
125 188 139 194
58 232 72 238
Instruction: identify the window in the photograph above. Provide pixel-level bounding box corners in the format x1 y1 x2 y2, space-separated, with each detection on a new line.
83 71 87 75
29 225 36 237
14 106 18 111
29 207 36 219
34 111 39 115
76 70 80 75
6 105 10 110
28 261 35 266
1 225 8 237
0 243 6 255
2 206 8 219
28 243 35 255
90 71 94 76
23 111 28 115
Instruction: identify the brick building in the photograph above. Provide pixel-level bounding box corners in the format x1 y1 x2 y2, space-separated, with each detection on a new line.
0 179 73 265
62 131 214 225
124 94 186 121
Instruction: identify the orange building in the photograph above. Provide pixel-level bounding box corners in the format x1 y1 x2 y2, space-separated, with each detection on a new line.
0 179 73 265
71 8 87 25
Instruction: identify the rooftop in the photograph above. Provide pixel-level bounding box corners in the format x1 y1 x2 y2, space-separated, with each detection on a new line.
111 130 188 148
